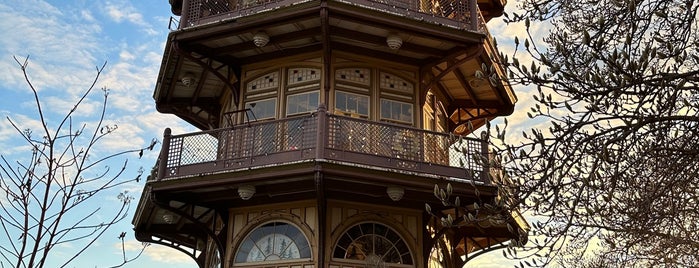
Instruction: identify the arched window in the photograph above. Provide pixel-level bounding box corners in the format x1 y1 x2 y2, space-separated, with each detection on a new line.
234 221 311 263
333 222 413 265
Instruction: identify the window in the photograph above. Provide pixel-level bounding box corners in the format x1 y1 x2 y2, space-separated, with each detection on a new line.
333 67 416 125
248 71 279 92
333 222 413 265
245 98 276 120
381 99 413 124
286 91 319 116
288 67 320 86
335 91 369 118
336 68 371 86
379 72 412 93
234 222 311 263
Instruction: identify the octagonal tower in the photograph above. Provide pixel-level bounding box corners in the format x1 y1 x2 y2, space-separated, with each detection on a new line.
133 1 528 267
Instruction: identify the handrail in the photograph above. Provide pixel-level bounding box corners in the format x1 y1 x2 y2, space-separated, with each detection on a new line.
153 108 494 183
177 0 487 33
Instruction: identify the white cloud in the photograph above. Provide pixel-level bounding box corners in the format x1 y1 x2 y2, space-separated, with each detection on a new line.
80 9 96 22
0 112 49 153
98 119 147 152
0 1 102 93
105 3 143 24
120 240 195 265
103 0 157 35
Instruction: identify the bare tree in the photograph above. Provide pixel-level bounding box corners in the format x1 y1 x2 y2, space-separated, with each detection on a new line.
0 57 154 268
493 0 699 267
425 144 526 268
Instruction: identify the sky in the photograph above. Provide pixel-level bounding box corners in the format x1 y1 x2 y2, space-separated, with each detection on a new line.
0 0 543 267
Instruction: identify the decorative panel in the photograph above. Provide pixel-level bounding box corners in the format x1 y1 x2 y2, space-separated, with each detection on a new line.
335 68 370 86
379 72 413 93
248 71 279 92
288 68 320 85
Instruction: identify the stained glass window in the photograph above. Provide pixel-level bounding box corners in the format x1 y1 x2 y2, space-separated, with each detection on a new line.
234 222 311 263
248 71 279 91
336 68 371 86
333 222 413 265
379 72 412 93
288 68 320 85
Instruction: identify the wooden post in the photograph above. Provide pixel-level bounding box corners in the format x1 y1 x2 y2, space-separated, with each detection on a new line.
158 128 171 181
469 0 478 31
180 0 191 29
316 105 327 159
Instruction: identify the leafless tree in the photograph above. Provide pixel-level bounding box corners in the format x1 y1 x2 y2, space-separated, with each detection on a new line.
492 0 699 267
0 57 154 268
426 150 525 268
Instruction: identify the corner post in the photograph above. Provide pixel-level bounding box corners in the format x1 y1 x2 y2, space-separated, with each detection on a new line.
316 105 327 160
469 0 479 31
181 0 191 29
158 128 171 181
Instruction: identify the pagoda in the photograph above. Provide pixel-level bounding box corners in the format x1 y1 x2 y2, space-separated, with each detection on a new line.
133 1 528 267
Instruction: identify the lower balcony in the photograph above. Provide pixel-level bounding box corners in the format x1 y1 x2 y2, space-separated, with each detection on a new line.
154 106 496 184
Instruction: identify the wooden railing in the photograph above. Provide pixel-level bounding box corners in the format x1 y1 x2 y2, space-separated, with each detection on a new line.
154 106 495 183
177 0 486 32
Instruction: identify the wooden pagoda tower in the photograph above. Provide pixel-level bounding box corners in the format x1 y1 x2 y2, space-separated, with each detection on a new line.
133 1 528 267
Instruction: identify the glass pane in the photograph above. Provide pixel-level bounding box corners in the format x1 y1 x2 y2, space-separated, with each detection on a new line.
336 91 369 117
235 221 311 263
380 99 413 124
246 98 276 120
381 100 391 119
336 92 347 111
332 223 413 265
286 91 319 115
248 71 279 91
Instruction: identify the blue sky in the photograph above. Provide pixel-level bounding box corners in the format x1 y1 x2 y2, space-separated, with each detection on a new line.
1 0 541 267
1 0 196 267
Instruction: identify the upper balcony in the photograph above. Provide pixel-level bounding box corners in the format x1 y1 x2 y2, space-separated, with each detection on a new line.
156 0 516 134
153 107 498 184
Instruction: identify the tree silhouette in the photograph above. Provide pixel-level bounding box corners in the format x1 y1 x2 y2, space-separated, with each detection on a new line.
0 56 153 268
496 0 699 266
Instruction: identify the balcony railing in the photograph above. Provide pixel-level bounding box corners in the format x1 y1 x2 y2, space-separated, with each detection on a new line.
155 107 495 183
178 0 486 32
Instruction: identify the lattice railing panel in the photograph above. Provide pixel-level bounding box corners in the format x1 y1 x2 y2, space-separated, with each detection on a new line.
160 112 490 181
166 115 317 172
327 115 487 169
180 0 486 32
448 136 486 178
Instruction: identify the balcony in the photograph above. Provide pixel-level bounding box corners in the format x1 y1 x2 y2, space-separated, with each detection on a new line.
175 0 488 32
157 0 515 133
153 107 496 183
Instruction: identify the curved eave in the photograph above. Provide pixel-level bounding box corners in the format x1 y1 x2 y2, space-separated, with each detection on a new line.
153 36 230 130
426 44 517 135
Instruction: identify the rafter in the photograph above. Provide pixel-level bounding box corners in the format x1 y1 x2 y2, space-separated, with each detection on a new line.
174 42 240 104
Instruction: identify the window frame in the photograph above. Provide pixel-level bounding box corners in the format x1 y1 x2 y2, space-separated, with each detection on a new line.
233 221 313 265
